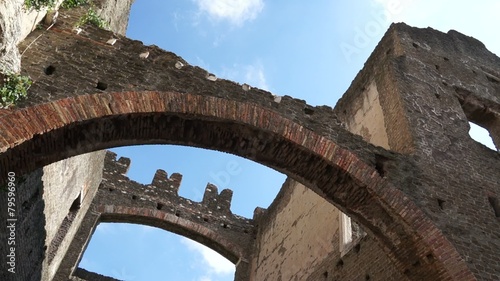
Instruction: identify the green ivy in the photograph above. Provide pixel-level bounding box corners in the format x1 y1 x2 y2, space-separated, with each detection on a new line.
76 9 108 29
24 0 56 11
0 72 32 108
61 0 89 9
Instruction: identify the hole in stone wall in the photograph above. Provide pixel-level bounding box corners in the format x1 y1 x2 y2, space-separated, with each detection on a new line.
488 197 500 218
468 122 496 151
443 57 449 61
96 81 108 90
435 64 440 70
203 217 209 222
222 223 228 228
323 271 328 278
44 65 56 75
304 107 314 115
435 93 441 100
336 259 344 268
374 154 389 177
175 211 180 217
70 193 81 212
426 253 435 261
386 48 392 55
354 243 361 253
131 195 137 200
156 203 163 210
437 198 445 210
412 42 419 48
108 188 114 192
365 274 371 280
412 260 421 267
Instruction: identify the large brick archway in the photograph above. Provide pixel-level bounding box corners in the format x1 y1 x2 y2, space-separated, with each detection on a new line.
3 8 495 279
0 90 473 280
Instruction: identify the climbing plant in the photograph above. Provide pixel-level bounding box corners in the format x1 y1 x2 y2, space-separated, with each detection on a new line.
24 0 56 11
0 72 32 108
61 0 89 9
76 8 108 29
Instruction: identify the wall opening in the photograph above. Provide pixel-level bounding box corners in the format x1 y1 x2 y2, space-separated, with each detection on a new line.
468 122 496 151
488 197 500 218
339 212 365 257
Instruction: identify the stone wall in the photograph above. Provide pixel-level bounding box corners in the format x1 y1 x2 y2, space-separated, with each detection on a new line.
42 151 106 281
0 0 64 73
0 151 105 281
251 179 405 281
250 180 339 280
334 24 500 280
0 2 134 281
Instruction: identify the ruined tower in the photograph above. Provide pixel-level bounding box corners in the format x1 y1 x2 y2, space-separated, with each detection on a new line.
0 1 499 281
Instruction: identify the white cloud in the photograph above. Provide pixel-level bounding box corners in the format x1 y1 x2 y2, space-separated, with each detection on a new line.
221 61 270 91
244 63 269 90
181 237 235 275
195 0 264 26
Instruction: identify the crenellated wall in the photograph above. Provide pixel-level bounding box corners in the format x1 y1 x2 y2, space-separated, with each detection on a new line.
54 151 256 280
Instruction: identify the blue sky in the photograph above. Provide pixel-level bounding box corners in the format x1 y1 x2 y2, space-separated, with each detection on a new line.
79 1 499 280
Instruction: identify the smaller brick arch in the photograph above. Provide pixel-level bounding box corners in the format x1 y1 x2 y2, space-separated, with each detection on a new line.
93 152 255 263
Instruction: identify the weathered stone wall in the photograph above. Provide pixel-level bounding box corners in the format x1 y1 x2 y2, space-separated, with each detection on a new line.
336 23 500 280
251 179 405 281
306 234 407 281
339 80 390 149
0 168 45 281
0 0 64 72
250 180 339 280
93 0 135 36
0 2 133 281
42 151 106 281
0 0 133 73
0 151 105 281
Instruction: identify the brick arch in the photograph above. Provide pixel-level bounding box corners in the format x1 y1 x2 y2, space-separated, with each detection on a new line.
86 153 256 264
0 91 473 280
96 206 246 263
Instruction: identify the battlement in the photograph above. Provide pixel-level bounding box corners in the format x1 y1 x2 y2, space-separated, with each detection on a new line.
101 151 250 224
95 151 255 261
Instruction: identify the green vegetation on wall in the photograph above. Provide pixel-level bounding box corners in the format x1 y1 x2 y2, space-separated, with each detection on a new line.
0 72 32 108
61 0 89 9
76 9 109 29
24 0 56 10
